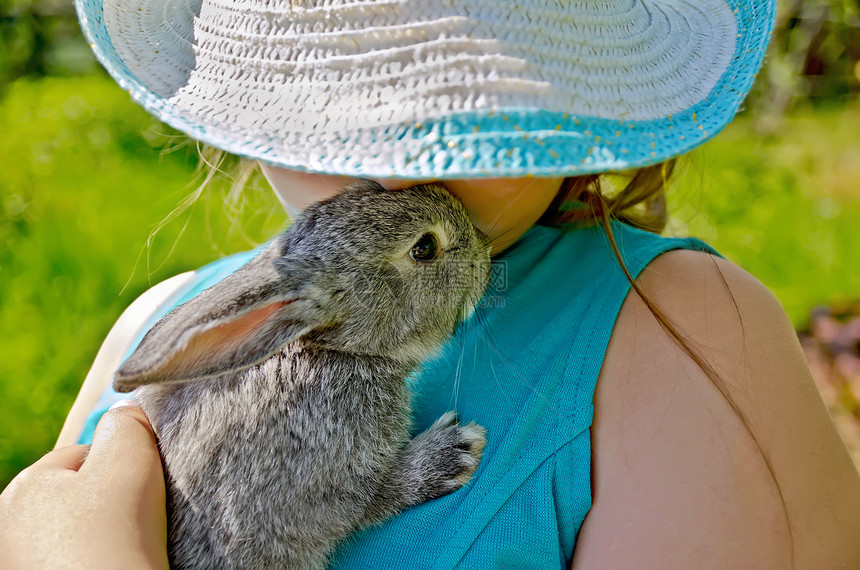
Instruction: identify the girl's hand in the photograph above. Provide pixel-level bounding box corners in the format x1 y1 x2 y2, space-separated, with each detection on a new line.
0 401 169 570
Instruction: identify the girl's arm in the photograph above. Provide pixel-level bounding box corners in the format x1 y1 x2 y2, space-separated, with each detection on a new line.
573 250 860 569
55 272 195 448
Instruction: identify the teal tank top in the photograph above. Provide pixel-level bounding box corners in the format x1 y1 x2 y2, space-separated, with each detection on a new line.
78 222 716 567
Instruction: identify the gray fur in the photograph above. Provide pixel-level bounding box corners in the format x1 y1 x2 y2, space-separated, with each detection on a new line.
114 181 491 570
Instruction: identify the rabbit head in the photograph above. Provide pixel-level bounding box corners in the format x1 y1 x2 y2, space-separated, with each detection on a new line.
114 181 492 391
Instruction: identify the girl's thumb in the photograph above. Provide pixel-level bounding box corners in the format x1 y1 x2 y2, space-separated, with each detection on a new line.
80 399 162 478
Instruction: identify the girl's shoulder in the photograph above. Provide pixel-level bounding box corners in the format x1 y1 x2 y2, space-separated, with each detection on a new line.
574 249 860 568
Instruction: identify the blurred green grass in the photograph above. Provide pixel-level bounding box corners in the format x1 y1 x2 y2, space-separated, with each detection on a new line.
668 104 860 325
0 75 286 487
1 75 859 488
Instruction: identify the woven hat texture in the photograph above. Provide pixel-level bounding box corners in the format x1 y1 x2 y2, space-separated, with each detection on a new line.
76 0 776 178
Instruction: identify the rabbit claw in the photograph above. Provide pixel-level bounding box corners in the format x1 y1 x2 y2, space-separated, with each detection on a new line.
403 411 486 499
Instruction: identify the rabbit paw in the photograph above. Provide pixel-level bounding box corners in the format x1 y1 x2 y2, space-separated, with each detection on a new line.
404 411 487 501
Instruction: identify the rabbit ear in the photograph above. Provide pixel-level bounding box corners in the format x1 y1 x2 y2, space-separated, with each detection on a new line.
114 245 322 392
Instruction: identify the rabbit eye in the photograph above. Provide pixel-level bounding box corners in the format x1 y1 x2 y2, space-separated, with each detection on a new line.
410 233 439 263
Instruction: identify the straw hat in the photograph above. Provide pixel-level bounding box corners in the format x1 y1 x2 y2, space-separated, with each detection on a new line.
76 0 775 179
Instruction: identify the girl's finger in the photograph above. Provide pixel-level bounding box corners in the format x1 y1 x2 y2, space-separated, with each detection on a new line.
79 401 162 481
31 444 90 472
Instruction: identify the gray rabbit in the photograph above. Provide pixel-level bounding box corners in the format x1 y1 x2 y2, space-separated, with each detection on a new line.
113 181 491 570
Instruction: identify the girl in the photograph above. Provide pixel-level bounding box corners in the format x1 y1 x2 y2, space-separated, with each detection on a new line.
2 0 860 568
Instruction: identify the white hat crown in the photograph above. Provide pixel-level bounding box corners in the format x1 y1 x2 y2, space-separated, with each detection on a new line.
79 0 775 177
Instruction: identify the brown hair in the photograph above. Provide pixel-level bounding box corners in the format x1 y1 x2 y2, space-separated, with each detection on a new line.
538 159 674 232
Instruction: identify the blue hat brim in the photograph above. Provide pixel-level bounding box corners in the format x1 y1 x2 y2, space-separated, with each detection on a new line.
76 0 775 179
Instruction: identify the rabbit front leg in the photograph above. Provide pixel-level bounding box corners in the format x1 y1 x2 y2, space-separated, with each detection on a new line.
363 412 486 523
